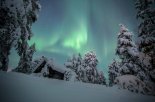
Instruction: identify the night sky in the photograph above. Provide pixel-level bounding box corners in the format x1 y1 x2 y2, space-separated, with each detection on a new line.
9 0 138 77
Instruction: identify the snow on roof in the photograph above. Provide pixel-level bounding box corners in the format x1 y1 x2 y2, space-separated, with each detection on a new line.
47 60 69 73
32 56 47 72
32 56 70 74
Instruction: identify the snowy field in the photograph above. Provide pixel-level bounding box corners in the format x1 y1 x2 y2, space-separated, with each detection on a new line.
0 71 155 102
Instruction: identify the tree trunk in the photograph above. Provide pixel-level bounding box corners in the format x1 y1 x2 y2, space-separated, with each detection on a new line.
0 52 9 71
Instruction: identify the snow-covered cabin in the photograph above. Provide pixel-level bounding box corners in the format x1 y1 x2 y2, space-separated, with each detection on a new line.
32 56 66 80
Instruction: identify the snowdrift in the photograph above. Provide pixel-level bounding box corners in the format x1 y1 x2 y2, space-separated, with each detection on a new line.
0 71 155 102
115 75 155 95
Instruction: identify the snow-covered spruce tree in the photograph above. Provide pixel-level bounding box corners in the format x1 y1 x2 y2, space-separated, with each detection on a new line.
116 24 139 60
98 71 106 85
109 24 137 77
65 52 106 85
108 59 121 86
135 0 155 82
65 53 82 73
109 24 155 95
115 24 138 75
83 51 98 83
83 51 106 84
0 0 40 72
109 24 150 85
14 0 41 74
116 24 151 81
65 53 86 81
0 0 21 71
15 43 36 73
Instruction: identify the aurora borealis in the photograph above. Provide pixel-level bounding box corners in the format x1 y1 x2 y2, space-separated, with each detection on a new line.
10 0 138 77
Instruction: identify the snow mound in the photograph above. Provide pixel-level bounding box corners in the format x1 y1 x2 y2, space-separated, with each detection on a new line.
114 75 155 95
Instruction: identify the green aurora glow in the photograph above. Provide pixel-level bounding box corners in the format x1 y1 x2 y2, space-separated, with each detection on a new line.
10 0 138 77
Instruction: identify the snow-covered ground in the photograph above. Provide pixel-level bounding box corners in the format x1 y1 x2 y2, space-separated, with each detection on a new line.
0 71 155 102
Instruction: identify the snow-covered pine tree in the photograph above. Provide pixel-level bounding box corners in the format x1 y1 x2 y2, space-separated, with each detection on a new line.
83 51 98 83
109 24 150 86
135 0 155 82
108 59 121 86
0 0 21 71
118 25 151 81
108 24 155 95
115 24 141 75
83 51 106 84
116 24 139 60
15 0 41 73
15 43 36 73
65 52 106 85
98 71 106 85
65 53 82 73
0 0 40 72
64 53 87 82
